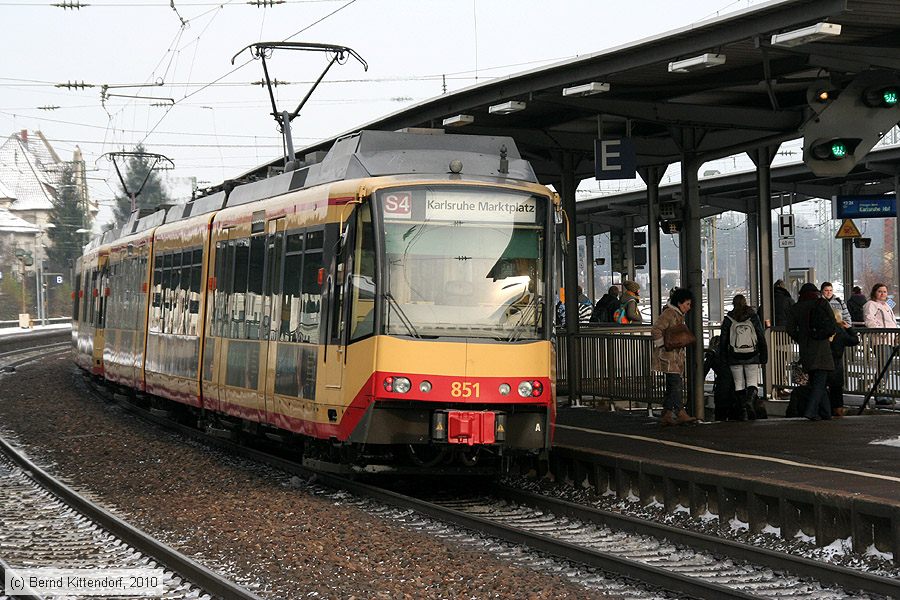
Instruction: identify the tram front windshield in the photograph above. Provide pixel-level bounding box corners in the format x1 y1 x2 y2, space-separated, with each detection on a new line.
380 186 546 340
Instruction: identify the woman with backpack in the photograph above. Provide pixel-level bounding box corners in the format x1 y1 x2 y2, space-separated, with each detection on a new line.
720 294 768 420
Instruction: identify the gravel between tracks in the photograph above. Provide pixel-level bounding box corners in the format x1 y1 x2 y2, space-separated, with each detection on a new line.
0 355 603 599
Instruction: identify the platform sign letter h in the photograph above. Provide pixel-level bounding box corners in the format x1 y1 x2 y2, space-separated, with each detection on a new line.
779 214 795 238
595 138 636 180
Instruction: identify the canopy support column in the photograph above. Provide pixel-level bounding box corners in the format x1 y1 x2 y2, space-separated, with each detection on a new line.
560 152 582 406
679 140 705 419
639 166 666 322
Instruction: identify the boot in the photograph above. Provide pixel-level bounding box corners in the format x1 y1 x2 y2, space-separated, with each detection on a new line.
832 407 845 418
659 410 676 427
675 408 698 425
735 390 749 421
748 386 766 419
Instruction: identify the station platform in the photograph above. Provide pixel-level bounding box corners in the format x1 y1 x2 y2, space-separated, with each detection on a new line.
548 405 900 560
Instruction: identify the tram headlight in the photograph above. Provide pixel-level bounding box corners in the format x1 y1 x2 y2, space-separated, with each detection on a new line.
419 380 432 393
498 383 511 396
393 377 412 394
517 381 533 397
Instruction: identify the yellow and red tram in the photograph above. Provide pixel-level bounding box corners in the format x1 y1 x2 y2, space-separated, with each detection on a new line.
73 131 558 470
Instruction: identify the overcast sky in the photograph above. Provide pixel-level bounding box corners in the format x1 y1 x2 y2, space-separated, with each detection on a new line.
1 0 769 223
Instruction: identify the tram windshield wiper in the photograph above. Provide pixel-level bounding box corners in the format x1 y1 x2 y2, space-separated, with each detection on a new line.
505 296 541 342
384 292 421 339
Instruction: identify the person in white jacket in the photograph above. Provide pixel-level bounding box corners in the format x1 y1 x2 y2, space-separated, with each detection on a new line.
863 282 898 406
863 283 898 329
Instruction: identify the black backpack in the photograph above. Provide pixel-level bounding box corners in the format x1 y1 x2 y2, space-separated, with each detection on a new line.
808 298 837 340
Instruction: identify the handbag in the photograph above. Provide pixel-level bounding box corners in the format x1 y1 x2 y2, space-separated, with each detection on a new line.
664 323 696 351
790 361 809 386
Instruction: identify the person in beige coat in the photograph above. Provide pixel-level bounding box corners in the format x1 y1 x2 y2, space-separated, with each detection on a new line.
651 288 698 425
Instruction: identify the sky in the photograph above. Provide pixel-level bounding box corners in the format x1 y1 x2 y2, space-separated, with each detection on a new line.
1 0 772 226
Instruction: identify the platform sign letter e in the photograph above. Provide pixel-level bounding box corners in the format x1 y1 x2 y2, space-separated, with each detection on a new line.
595 138 636 180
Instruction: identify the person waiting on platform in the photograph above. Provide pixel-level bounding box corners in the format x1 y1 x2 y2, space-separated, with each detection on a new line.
863 282 899 405
821 282 851 325
590 285 620 323
786 282 837 420
615 281 643 324
652 287 697 426
720 294 768 420
828 308 859 418
703 335 736 421
576 286 593 324
772 279 794 326
847 285 867 325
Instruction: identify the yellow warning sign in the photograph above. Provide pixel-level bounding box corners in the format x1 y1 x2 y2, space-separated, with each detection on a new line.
835 219 862 239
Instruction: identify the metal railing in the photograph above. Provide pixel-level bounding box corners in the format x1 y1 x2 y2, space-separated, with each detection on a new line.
558 325 900 407
768 327 900 399
0 317 71 330
558 325 666 404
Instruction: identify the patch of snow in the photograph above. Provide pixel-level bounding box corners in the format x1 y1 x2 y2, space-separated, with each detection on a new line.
698 509 718 523
729 516 749 532
794 530 815 543
674 504 690 514
626 491 640 503
823 537 851 556
869 436 900 447
762 524 781 535
645 499 664 509
866 544 894 561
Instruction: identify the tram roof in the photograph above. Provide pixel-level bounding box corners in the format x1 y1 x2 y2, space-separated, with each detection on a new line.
237 0 900 189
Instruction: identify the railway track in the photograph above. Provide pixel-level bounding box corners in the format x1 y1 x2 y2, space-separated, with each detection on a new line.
0 341 69 373
80 375 900 599
0 341 263 600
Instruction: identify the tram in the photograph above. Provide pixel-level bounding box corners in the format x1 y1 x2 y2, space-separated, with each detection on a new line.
72 130 559 471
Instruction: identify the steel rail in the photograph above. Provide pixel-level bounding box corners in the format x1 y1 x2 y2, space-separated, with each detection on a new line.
0 341 69 362
84 383 826 600
0 434 263 600
491 484 900 599
94 379 900 599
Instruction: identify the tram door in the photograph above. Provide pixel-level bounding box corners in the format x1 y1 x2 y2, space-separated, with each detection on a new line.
262 218 284 421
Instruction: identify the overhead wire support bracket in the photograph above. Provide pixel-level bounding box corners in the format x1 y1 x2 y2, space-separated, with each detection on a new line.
98 151 175 214
232 41 367 170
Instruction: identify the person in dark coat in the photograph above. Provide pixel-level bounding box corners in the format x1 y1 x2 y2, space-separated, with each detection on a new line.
704 336 736 421
772 279 794 326
720 294 768 420
827 308 859 417
846 285 867 325
786 282 837 420
590 285 620 323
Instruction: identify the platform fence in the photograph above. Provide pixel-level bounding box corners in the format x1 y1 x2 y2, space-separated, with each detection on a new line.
557 325 900 404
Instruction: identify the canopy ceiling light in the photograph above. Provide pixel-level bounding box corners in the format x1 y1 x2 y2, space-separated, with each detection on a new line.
442 114 475 127
562 82 610 97
488 101 526 115
667 53 726 73
771 22 841 47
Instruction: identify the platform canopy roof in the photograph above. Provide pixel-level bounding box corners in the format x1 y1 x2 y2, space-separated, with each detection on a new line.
239 0 900 195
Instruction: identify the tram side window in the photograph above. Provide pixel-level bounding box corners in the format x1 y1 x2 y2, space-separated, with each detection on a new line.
280 233 304 342
246 235 265 340
231 238 250 339
349 204 376 341
212 241 226 337
263 232 283 341
302 230 324 344
72 269 81 322
150 256 163 333
188 248 202 336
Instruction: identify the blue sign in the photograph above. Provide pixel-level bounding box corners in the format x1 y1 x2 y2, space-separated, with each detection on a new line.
834 194 896 219
594 138 636 180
